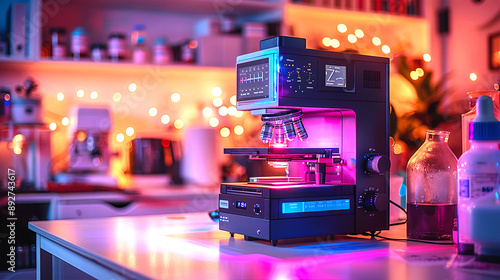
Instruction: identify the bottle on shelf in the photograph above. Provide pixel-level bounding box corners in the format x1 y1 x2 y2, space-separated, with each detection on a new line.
71 27 89 60
457 95 500 256
406 130 457 240
131 24 149 64
50 27 67 60
108 33 128 62
153 38 172 65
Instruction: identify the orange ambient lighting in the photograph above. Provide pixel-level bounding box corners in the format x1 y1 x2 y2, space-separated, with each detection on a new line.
322 37 331 47
213 98 223 107
171 92 181 103
209 118 219 127
56 92 64 101
470 73 478 81
212 87 222 97
203 107 213 117
62 117 69 126
330 39 340 48
76 89 85 98
77 131 87 141
161 115 171 124
174 119 184 129
49 122 57 131
234 125 244 135
337 24 347 33
220 127 230 137
149 107 158 117
423 53 432 62
372 37 381 46
116 133 125 143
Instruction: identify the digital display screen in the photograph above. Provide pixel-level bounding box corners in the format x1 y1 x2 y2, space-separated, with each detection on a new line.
282 199 350 214
237 58 270 101
236 201 247 209
325 65 347 87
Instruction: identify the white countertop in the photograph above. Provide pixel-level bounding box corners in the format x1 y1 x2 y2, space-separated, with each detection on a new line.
29 213 500 280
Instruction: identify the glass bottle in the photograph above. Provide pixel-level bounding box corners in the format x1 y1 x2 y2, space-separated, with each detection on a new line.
406 130 457 240
461 90 500 153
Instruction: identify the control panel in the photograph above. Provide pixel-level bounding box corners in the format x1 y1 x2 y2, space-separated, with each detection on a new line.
280 55 317 95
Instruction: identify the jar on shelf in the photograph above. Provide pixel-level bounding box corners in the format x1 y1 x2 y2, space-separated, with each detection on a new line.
108 33 128 62
91 44 107 62
50 28 66 59
461 90 500 153
70 27 88 60
153 38 172 65
131 24 149 64
406 130 457 240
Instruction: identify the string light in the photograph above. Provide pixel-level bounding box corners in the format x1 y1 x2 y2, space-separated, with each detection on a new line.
234 125 244 135
76 89 85 98
161 114 170 124
90 91 98 100
227 106 237 116
219 106 228 116
13 134 24 143
49 122 57 131
410 71 419 80
213 98 223 107
56 92 64 101
230 95 237 106
423 53 432 62
372 37 381 46
174 119 184 129
209 118 219 127
337 24 347 33
235 111 244 118
113 92 121 102
322 37 331 47
116 133 125 143
220 127 230 137
381 45 391 54
126 127 135 136
330 39 340 48
149 107 158 117
171 92 181 103
354 29 364 38
347 34 357 43
128 82 137 92
470 73 478 81
62 117 69 126
212 87 222 97
203 107 213 117
416 68 424 77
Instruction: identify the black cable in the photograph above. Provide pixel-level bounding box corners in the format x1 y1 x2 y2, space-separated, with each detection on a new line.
389 199 407 226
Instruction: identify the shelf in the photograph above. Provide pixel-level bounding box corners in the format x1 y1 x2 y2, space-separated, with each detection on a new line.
61 0 282 16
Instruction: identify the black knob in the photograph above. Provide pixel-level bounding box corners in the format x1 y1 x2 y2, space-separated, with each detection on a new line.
363 192 389 212
366 155 390 174
254 204 261 215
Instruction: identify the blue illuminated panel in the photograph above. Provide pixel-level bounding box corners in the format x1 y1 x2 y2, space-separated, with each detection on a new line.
282 199 350 214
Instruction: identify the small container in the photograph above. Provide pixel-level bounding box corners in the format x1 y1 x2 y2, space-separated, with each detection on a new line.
406 130 457 240
181 40 197 64
50 28 66 59
457 95 500 256
71 27 88 60
91 44 107 62
153 38 172 65
108 33 128 62
461 90 500 153
132 37 149 64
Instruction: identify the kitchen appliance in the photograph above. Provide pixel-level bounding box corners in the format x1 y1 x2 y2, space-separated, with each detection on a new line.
57 107 116 186
219 36 390 246
11 78 43 125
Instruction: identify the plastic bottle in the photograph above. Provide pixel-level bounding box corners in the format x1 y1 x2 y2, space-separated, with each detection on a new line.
457 95 500 255
406 130 457 240
71 27 88 60
131 24 149 64
461 90 500 153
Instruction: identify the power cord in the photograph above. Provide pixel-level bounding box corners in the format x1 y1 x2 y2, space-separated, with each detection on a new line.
389 199 407 226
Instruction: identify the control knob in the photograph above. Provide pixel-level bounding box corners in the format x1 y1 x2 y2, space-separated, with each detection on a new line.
254 204 261 215
366 155 390 174
362 192 388 212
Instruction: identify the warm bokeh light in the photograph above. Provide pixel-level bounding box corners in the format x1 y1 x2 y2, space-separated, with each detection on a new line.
330 39 340 48
188 40 198 49
149 107 158 117
49 122 57 131
90 91 98 100
410 71 419 80
13 134 24 143
220 127 230 137
227 106 237 116
128 82 137 92
171 92 181 103
76 89 85 98
77 131 87 142
161 114 170 124
234 125 244 135
56 92 64 101
470 73 478 81
394 143 402 155
372 37 381 46
230 95 236 105
416 68 424 77
219 106 228 116
174 119 184 129
113 92 121 102
203 107 213 117
322 37 331 47
337 24 347 33
212 87 222 97
347 34 357 43
235 111 244 118
126 127 135 136
213 98 223 107
381 45 391 54
423 53 432 62
209 118 219 127
354 29 364 38
495 83 499 90
116 133 125 143
4 94 10 101
62 117 69 126
13 147 22 155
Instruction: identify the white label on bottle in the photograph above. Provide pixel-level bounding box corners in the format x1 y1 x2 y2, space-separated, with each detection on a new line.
458 173 499 199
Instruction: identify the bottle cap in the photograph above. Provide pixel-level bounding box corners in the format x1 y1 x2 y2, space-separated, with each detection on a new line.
470 95 500 140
